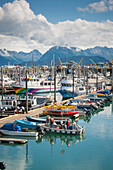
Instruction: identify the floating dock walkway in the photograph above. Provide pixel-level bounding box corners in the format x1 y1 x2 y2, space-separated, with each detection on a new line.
0 138 28 144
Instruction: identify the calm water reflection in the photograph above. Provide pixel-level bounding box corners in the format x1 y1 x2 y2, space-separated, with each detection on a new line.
0 102 113 170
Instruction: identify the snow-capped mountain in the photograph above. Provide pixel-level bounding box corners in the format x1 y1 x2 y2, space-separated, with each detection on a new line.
0 49 42 66
0 46 112 66
37 46 110 65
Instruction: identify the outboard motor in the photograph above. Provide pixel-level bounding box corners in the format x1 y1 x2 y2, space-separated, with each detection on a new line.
21 106 25 114
0 162 6 169
0 107 3 111
100 100 105 105
2 107 5 112
83 108 91 115
96 102 101 107
98 102 104 108
106 97 111 102
5 107 8 111
96 102 104 108
91 103 98 110
83 108 87 111
36 125 45 135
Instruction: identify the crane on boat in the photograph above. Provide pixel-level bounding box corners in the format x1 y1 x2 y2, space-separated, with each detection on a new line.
90 59 98 69
78 57 83 67
58 57 63 70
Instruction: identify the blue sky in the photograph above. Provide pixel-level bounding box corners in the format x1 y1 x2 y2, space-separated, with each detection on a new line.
0 0 113 23
0 0 113 53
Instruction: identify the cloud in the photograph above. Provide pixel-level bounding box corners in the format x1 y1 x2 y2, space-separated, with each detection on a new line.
0 0 113 54
78 0 113 13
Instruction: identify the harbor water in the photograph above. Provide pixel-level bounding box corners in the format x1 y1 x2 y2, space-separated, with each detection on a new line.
0 100 113 169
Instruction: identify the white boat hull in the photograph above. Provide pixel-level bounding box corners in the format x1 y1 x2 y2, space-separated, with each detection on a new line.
38 125 85 135
0 130 38 137
12 84 60 94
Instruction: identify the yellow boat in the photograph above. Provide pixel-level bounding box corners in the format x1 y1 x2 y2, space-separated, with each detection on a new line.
44 105 75 110
90 92 106 96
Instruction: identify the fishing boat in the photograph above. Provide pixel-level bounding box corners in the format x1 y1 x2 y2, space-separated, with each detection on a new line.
0 75 16 87
26 116 71 124
83 95 105 104
87 93 111 102
62 100 91 115
105 81 112 90
96 89 111 95
37 123 85 135
17 93 52 109
12 77 60 95
58 79 86 99
0 93 52 113
68 98 98 110
0 123 38 137
0 95 18 110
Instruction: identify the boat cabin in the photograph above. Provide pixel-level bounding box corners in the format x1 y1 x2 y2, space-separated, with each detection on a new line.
17 94 38 107
21 77 40 87
21 77 55 87
1 99 18 109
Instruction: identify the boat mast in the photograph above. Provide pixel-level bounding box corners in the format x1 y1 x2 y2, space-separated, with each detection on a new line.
19 66 21 85
53 55 56 104
1 66 3 100
86 67 89 94
26 70 28 114
72 64 74 99
50 57 52 94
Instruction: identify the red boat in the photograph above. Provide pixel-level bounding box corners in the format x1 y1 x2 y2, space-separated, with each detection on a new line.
43 108 78 117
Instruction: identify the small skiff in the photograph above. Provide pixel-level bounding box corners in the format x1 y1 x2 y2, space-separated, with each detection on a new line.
15 119 40 129
0 123 38 137
26 116 68 124
37 124 85 135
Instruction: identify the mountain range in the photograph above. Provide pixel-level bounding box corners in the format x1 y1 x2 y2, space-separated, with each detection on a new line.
0 46 113 66
37 46 111 66
0 49 42 66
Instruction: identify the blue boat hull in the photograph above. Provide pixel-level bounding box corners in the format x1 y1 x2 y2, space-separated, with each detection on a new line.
15 119 40 129
58 89 86 99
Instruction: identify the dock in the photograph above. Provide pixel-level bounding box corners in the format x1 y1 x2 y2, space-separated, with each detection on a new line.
0 138 28 144
0 94 87 127
0 110 15 117
0 107 44 127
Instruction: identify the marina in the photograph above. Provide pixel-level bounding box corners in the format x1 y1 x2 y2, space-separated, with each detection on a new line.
0 102 113 170
1 0 113 169
0 63 113 170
